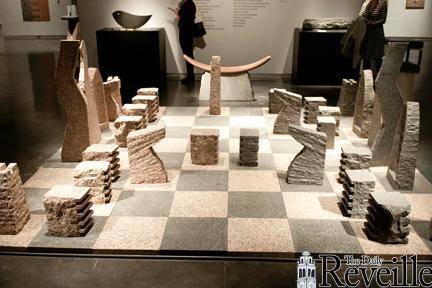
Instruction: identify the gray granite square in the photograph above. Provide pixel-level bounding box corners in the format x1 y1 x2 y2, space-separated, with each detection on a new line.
160 217 227 255
269 139 303 154
111 190 174 217
277 172 335 193
165 127 193 138
176 171 228 191
229 107 264 116
28 217 108 253
111 170 129 190
24 187 49 214
194 116 230 126
158 153 186 170
164 107 198 116
228 192 287 218
289 219 364 254
229 153 274 170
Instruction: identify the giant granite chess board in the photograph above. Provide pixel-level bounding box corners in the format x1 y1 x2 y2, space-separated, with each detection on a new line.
1 106 431 258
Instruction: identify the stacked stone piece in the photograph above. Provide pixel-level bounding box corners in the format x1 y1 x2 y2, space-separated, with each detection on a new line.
191 129 219 165
127 125 168 184
82 144 120 182
114 115 145 147
0 163 30 235
73 161 112 204
365 192 410 244
273 89 302 134
137 87 159 96
43 185 94 237
287 125 326 185
238 128 259 166
340 169 376 218
337 79 358 116
319 106 341 136
317 116 336 149
132 95 159 122
339 146 372 173
121 104 148 126
303 97 327 124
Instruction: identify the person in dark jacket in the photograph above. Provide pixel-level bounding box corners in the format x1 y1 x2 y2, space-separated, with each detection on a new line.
177 0 196 84
359 0 388 78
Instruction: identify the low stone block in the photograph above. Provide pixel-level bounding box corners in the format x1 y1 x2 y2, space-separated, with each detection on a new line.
191 128 219 165
303 96 327 124
318 106 341 135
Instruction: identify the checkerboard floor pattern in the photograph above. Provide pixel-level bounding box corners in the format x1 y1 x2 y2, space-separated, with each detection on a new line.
2 106 432 258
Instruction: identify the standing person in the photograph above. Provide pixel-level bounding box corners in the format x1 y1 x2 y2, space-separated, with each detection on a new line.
359 0 388 78
177 0 196 84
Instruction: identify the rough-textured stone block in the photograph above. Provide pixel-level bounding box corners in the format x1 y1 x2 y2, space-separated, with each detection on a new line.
340 169 376 218
238 128 259 166
370 43 408 166
387 102 420 190
73 161 112 204
103 76 122 121
55 40 101 162
132 94 159 122
43 185 94 237
137 87 159 96
191 129 219 165
210 56 221 115
82 144 120 182
339 146 372 178
287 125 326 185
353 70 375 138
318 106 341 136
317 116 336 149
114 115 145 147
127 125 168 184
273 89 302 134
365 192 410 244
303 97 327 124
88 68 109 131
121 103 148 126
337 79 358 116
0 163 30 235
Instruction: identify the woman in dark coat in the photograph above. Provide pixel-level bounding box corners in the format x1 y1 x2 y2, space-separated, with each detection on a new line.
177 0 196 84
359 0 388 77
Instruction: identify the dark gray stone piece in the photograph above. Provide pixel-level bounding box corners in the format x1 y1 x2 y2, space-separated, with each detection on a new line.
238 128 259 166
340 169 375 218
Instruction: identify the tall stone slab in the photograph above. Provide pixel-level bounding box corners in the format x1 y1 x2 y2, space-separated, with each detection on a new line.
127 125 168 184
387 102 420 190
337 79 358 116
352 70 375 138
55 40 101 162
317 116 336 149
370 43 408 166
0 163 31 235
88 68 109 131
103 76 122 121
287 125 326 185
273 89 302 134
209 56 221 115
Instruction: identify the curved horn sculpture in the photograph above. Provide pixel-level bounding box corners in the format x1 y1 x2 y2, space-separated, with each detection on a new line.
183 55 271 74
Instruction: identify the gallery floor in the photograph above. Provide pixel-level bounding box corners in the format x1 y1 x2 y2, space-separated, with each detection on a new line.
1 31 432 287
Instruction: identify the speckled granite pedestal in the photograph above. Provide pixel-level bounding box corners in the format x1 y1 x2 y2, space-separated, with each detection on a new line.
1 106 431 259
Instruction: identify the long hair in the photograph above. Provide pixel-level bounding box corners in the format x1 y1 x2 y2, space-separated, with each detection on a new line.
367 0 379 11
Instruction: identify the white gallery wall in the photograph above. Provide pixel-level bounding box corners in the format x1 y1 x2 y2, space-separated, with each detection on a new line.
0 0 67 36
